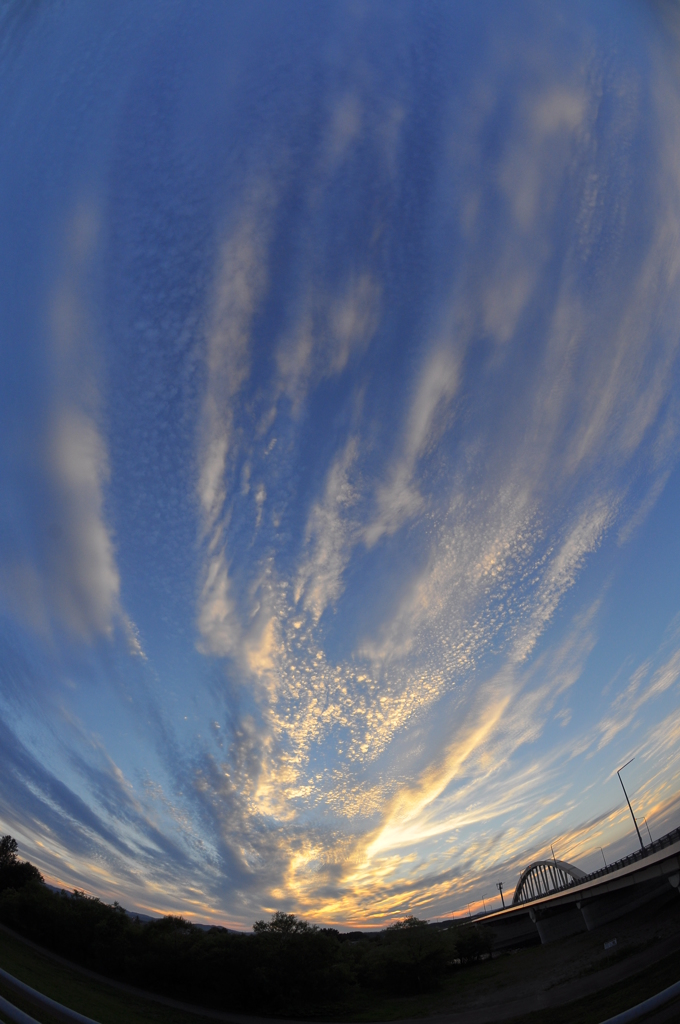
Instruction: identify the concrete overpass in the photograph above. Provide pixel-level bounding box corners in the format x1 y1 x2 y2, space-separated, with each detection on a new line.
476 825 680 947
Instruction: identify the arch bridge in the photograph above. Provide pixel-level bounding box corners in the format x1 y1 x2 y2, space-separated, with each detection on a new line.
512 858 586 905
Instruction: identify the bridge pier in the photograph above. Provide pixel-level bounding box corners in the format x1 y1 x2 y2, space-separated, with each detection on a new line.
577 878 672 931
529 904 586 943
483 910 539 951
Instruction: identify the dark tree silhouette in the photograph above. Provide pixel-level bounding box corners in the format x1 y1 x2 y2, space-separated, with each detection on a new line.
253 910 315 935
0 834 43 892
0 835 18 866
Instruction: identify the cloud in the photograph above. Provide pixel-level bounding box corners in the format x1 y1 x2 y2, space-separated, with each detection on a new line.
198 188 274 532
339 601 600 894
365 345 460 547
509 498 613 664
324 93 362 168
295 436 359 620
196 549 240 658
596 647 680 751
276 271 381 416
45 409 120 638
0 201 135 647
196 182 276 657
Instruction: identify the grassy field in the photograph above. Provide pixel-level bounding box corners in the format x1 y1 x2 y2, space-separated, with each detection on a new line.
0 918 679 1024
0 926 223 1024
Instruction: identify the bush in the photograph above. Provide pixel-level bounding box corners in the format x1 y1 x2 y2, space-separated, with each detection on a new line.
450 924 493 964
358 917 453 994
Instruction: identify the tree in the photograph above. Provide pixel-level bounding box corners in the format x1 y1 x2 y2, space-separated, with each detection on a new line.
0 835 42 892
252 911 315 936
450 924 493 964
362 916 451 994
386 915 425 930
0 835 18 868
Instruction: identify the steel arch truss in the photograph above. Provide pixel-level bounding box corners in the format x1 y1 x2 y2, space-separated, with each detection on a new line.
512 859 587 905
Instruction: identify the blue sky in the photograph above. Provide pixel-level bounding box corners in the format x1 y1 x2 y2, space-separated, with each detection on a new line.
1 0 680 929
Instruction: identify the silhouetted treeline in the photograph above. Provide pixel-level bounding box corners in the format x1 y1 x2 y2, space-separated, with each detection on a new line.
0 835 43 892
0 836 492 1015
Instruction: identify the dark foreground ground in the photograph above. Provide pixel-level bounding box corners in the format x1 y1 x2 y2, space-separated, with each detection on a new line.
0 889 679 1024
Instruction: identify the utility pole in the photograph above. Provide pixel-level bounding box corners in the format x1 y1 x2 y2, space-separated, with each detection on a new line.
496 881 505 908
617 758 644 851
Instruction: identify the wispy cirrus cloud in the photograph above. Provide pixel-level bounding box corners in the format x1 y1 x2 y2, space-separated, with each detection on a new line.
277 272 381 416
0 202 141 651
196 182 276 660
364 344 460 548
295 435 360 620
596 646 680 751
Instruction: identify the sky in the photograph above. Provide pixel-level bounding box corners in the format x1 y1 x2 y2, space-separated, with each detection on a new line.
2 0 680 930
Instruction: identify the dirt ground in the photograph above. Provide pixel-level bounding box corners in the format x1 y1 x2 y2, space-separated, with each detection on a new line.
408 887 680 1023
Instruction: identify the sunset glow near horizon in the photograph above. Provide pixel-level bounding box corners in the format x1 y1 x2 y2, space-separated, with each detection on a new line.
2 0 680 930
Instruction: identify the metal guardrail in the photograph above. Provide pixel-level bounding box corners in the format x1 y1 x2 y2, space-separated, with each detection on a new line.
580 826 680 885
512 825 680 904
0 991 41 1024
0 965 101 1024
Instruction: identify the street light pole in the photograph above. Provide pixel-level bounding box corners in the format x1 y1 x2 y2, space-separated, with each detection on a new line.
642 817 653 844
617 758 644 851
600 847 607 869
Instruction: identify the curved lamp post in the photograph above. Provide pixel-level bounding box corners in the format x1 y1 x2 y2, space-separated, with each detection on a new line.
617 758 644 851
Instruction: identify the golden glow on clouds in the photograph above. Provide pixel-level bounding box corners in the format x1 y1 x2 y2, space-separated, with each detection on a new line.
177 43 680 914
